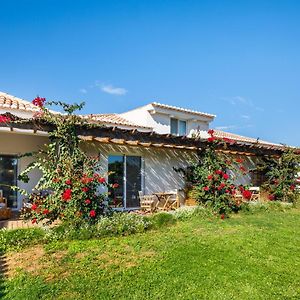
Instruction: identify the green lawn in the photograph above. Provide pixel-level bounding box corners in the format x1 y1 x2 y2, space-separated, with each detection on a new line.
2 208 300 300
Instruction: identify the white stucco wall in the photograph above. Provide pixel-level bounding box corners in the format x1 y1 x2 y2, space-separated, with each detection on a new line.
83 141 198 205
0 131 48 209
121 105 212 136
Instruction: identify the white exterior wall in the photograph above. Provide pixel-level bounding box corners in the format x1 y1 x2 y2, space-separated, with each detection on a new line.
83 141 198 205
0 131 48 209
121 105 213 136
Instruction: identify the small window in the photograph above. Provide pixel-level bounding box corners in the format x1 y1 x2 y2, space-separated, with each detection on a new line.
170 118 186 136
179 120 187 136
170 118 178 135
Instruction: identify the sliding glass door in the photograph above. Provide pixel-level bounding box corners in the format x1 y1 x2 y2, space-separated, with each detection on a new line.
0 155 18 208
108 155 142 208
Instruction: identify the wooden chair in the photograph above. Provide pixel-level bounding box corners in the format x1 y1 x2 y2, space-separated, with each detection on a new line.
0 197 12 220
249 187 260 201
139 191 157 212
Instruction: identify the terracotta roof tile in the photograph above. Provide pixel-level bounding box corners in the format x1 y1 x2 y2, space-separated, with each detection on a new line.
81 113 153 129
0 92 39 112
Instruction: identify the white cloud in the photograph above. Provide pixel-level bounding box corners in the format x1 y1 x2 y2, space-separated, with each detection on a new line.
100 84 127 96
223 96 264 112
241 115 250 120
79 88 87 94
215 125 237 130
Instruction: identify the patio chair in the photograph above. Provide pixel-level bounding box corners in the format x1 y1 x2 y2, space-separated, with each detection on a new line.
139 191 157 212
0 197 12 220
249 187 260 201
155 189 179 211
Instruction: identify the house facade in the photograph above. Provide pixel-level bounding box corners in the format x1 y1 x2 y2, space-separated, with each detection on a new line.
0 92 284 210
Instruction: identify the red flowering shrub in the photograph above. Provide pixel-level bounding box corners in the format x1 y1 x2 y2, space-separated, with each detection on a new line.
177 130 249 216
19 98 117 226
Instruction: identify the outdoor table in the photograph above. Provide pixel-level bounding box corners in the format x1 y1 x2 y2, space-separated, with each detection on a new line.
153 192 177 210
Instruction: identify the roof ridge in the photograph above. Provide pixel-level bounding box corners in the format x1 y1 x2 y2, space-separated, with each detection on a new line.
151 101 216 118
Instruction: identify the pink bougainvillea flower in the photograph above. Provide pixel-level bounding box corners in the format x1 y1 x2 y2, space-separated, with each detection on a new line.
43 209 50 215
89 210 96 218
215 170 223 175
112 183 119 188
85 199 91 204
208 129 215 136
242 190 252 200
32 218 37 224
203 186 210 191
0 115 11 123
65 179 72 185
32 96 46 108
290 184 296 191
82 187 89 192
31 203 38 211
223 173 229 180
207 175 213 180
220 214 225 220
62 189 72 201
208 137 216 142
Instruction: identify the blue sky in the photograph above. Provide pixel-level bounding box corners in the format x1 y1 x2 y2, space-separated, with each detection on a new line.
0 0 299 146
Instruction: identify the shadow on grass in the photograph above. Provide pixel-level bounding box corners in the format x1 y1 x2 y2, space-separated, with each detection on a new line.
0 252 7 298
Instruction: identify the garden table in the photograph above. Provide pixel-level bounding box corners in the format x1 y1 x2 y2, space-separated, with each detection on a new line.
153 192 178 210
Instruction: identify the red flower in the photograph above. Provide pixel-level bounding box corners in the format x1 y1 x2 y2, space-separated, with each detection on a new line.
290 184 296 191
32 218 37 224
32 96 46 108
242 190 252 200
82 187 89 192
43 209 50 215
112 183 119 188
225 189 230 194
98 177 106 183
218 183 226 190
240 166 247 173
208 137 216 142
0 115 11 123
207 175 213 180
31 203 38 211
268 194 275 201
223 173 229 180
239 186 245 192
273 179 279 185
220 214 225 220
236 158 244 163
89 210 96 218
65 179 72 185
62 189 72 201
203 186 210 191
208 129 215 136
85 199 91 204
215 170 223 175
81 177 93 184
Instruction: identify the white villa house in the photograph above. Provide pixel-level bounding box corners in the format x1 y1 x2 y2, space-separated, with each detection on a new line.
0 92 284 211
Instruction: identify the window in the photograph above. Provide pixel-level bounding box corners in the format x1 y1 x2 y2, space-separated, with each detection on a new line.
0 155 18 208
170 118 186 136
108 155 142 208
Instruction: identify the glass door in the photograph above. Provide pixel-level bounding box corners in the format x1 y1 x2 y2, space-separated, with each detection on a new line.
108 155 142 209
108 155 124 208
126 156 142 208
0 155 18 208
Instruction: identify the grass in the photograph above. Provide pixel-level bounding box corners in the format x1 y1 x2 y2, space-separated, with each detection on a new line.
2 206 300 300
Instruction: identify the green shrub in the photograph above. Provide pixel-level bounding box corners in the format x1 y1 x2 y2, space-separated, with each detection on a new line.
149 212 176 228
0 228 45 252
241 201 293 214
95 213 151 237
172 206 213 220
